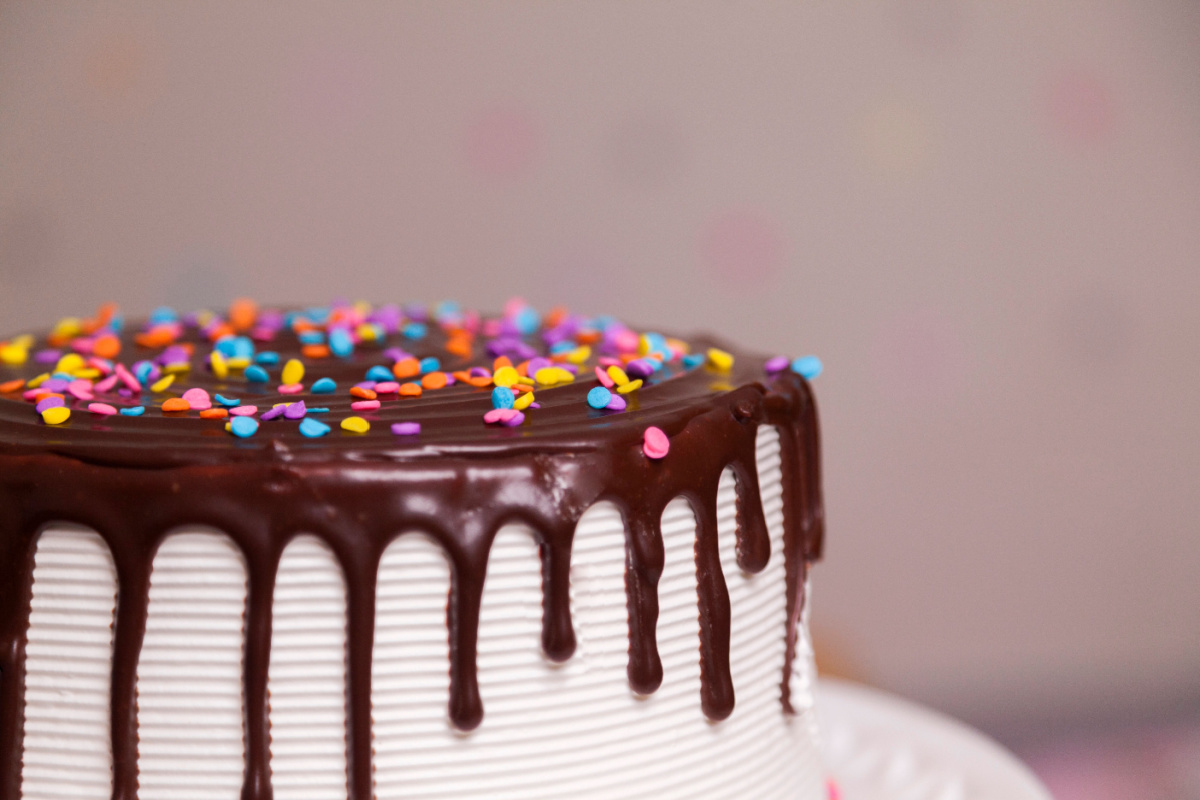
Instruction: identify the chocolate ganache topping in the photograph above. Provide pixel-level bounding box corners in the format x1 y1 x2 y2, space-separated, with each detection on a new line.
0 300 824 800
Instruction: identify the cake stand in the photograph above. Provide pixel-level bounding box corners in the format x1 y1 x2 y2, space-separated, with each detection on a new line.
818 679 1052 800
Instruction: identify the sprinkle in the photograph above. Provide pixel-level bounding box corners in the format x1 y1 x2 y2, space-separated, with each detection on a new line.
365 365 392 383
55 353 84 374
41 406 70 425
245 365 270 383
391 421 421 435
625 359 655 379
340 416 370 433
606 393 627 411
94 374 120 393
210 350 228 379
484 408 525 427
587 386 612 409
92 334 120 359
534 367 560 386
278 383 304 394
606 365 630 386
0 379 24 393
373 381 399 394
707 348 734 371
402 322 426 340
255 351 279 365
161 398 190 412
229 405 258 417
565 345 591 365
229 416 259 438
349 386 377 400
26 373 49 389
114 363 141 392
182 388 211 410
594 366 614 388
392 357 420 379
281 358 305 385
284 401 308 420
150 374 176 393
214 393 240 407
310 377 336 394
616 379 643 394
328 328 354 358
764 356 790 374
492 386 515 410
418 357 440 374
398 382 422 397
420 371 447 390
0 343 29 365
260 405 286 421
120 406 145 416
309 407 329 414
513 391 535 411
88 402 117 416
493 366 520 387
199 408 229 419
35 396 65 414
790 355 823 380
67 380 94 401
299 418 331 438
351 399 380 411
643 426 669 459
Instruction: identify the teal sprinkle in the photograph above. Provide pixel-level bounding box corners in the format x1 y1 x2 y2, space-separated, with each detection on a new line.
214 394 240 407
418 356 440 374
119 406 145 416
790 356 823 380
244 365 270 383
230 416 259 438
365 366 392 383
311 377 337 394
255 351 280 366
682 353 705 369
299 418 331 438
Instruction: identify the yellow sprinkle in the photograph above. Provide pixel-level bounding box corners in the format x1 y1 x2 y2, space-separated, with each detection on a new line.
356 323 377 342
163 362 191 374
707 348 734 371
225 356 251 370
210 351 228 379
12 334 34 348
282 359 305 385
194 310 216 327
552 367 575 383
55 353 84 374
493 366 520 388
150 374 176 393
74 368 102 379
340 416 370 433
666 337 690 355
534 367 560 386
354 300 372 317
0 344 28 366
52 318 81 337
513 391 535 410
606 365 630 386
224 422 232 432
272 402 288 409
638 335 653 356
27 372 49 388
565 345 591 365
41 406 70 425
616 379 643 394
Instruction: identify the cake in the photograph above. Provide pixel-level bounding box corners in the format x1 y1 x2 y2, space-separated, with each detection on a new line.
0 299 826 800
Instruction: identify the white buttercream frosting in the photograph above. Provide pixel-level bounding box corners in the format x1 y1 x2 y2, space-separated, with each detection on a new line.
20 426 823 799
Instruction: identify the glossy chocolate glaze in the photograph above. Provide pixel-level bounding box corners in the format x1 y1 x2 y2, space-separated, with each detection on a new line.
0 314 823 800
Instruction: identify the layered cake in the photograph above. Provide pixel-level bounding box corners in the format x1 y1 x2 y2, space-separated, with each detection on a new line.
0 299 826 800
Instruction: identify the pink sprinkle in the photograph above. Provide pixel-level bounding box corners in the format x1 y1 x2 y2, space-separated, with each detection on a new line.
594 366 615 388
278 383 304 394
484 407 521 424
351 399 381 411
502 410 525 427
643 426 670 459
598 356 622 368
87 357 113 375
114 363 141 392
72 337 95 354
67 380 94 401
182 388 210 405
374 381 400 394
229 405 258 417
88 402 117 416
23 389 43 402
94 374 120 393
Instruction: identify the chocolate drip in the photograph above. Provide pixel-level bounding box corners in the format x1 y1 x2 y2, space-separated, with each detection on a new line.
0 322 823 800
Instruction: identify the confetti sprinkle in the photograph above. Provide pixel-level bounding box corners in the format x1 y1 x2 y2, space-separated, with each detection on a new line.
35 397 64 414
513 391 535 411
41 406 70 425
278 383 304 395
245 365 270 383
366 366 392 382
616 379 643 395
311 377 337 394
299 418 331 438
606 394 627 411
281 359 305 385
492 386 515 409
161 398 190 413
643 426 669 459
229 405 257 417
790 355 823 380
351 399 380 411
707 348 734 371
284 401 307 420
229 416 259 438
150 374 176 393
587 386 612 409
88 402 117 416
214 394 240 407
764 356 790 374
391 421 421 435
120 406 145 416
340 416 370 433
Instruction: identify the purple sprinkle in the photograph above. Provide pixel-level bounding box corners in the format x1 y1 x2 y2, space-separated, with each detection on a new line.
383 347 410 362
261 405 286 421
606 394 627 411
403 304 428 322
41 378 69 393
391 422 421 436
625 360 655 379
34 349 61 364
502 410 525 427
529 402 541 409
355 381 377 391
117 388 134 398
527 357 551 374
511 341 538 361
35 396 65 413
284 401 307 420
443 374 456 386
764 355 789 374
469 367 490 378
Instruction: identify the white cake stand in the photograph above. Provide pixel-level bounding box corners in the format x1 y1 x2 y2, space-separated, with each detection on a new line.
818 679 1052 800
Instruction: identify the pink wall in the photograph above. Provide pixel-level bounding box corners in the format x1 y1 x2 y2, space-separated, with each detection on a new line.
2 1 1197 733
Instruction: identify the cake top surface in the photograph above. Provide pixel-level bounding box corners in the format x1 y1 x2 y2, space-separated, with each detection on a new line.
0 298 822 469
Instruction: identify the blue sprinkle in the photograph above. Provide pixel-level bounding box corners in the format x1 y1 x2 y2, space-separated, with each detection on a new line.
133 362 155 383
51 372 74 382
299 418 330 438
682 353 705 369
308 407 330 414
244 365 270 383
513 306 540 335
549 341 574 355
402 322 427 340
119 406 145 417
149 306 178 324
492 386 515 410
304 306 330 325
230 416 259 438
214 394 240 408
790 355 823 380
109 314 125 333
255 351 280 366
365 366 392 383
587 386 613 410
311 377 337 394
231 336 255 360
299 330 325 345
643 357 662 372
418 356 440 374
214 336 239 357
329 328 354 358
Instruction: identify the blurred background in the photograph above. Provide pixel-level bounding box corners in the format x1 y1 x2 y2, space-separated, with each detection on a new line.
1 2 1198 796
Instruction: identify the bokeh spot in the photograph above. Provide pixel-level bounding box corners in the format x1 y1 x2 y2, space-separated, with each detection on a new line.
700 210 786 287
871 309 967 403
604 112 688 188
1042 69 1116 146
465 106 541 181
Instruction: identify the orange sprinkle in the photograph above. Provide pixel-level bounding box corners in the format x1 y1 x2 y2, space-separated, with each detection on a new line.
32 391 64 403
393 358 420 379
92 334 121 359
516 361 530 377
576 330 602 345
544 306 569 328
512 383 532 394
206 323 235 342
420 371 448 390
301 344 330 360
445 337 472 358
492 356 513 371
452 370 472 382
291 318 319 333
46 331 72 347
0 379 25 393
349 386 377 400
620 352 639 364
134 328 177 348
161 398 190 412
466 375 493 388
398 382 423 397
199 408 229 419
228 298 258 331
94 302 118 327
